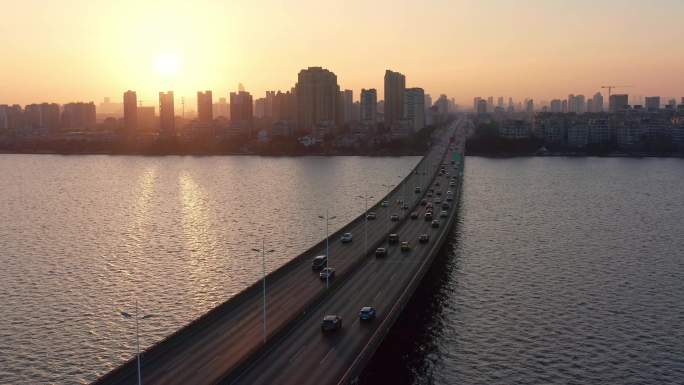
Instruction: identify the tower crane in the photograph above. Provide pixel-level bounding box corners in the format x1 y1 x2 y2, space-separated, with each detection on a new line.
600 85 633 98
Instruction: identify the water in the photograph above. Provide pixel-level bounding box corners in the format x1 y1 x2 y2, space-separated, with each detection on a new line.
361 156 684 384
0 154 421 384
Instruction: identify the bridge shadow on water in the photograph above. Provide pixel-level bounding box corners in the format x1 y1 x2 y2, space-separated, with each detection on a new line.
359 200 465 385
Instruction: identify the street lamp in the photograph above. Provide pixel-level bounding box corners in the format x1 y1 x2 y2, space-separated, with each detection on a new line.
252 239 275 344
317 210 337 289
357 194 373 255
381 183 393 235
120 300 155 385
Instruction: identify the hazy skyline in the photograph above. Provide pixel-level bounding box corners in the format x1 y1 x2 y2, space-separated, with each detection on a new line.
2 0 683 106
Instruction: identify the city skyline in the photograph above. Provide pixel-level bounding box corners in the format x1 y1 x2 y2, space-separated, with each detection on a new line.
2 0 684 106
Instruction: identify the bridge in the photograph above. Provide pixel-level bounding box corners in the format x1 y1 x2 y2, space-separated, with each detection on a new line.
94 118 466 385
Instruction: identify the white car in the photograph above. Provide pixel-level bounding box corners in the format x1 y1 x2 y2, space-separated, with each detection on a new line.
320 267 335 280
381 200 389 207
341 232 353 243
440 210 448 218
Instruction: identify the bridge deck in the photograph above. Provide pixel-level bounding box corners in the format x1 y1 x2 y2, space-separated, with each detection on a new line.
228 120 466 385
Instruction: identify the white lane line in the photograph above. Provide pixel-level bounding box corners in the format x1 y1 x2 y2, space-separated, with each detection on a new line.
373 290 383 301
289 345 307 363
320 347 335 365
390 272 397 281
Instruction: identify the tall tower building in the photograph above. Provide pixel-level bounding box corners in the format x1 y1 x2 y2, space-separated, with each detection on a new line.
360 89 377 123
159 91 175 135
593 92 604 112
230 90 254 127
645 96 660 111
123 90 138 132
424 94 432 110
404 87 425 132
609 94 629 113
383 69 405 127
197 91 213 123
294 66 340 132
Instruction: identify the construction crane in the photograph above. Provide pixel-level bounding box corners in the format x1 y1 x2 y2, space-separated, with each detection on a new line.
601 85 633 98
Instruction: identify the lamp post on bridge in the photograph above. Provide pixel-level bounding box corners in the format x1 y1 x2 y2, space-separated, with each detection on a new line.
252 239 275 344
356 194 373 255
381 183 393 236
120 299 155 385
317 210 337 289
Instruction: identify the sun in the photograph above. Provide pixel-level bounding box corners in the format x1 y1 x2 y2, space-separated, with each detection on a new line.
154 54 180 76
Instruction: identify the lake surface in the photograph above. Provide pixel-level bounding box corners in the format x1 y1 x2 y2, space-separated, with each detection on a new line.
0 154 421 384
361 156 684 385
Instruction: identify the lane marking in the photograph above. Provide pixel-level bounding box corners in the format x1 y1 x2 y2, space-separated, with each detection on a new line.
289 344 307 363
320 347 335 365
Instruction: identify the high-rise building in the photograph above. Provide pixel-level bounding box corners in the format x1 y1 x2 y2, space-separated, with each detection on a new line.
230 90 254 127
587 99 594 113
576 95 586 114
342 89 354 123
273 90 296 122
497 96 504 108
645 96 660 111
197 91 213 123
609 94 629 113
487 96 494 112
159 91 175 135
561 100 568 113
567 94 576 113
61 102 96 129
360 88 377 123
476 99 487 114
424 94 432 110
254 97 266 118
550 99 562 113
404 87 425 132
24 104 42 128
123 90 137 132
294 66 340 132
593 92 604 112
40 103 60 132
383 69 405 127
473 97 482 112
526 99 534 114
265 91 276 118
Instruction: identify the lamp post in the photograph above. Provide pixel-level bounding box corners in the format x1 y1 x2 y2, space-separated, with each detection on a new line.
120 300 154 385
252 239 275 344
357 194 373 255
317 210 337 288
381 183 393 235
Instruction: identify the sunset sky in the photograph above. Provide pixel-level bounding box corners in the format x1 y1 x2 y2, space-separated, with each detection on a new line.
1 0 683 107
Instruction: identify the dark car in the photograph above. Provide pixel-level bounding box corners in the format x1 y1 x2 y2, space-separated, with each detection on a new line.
431 219 440 228
319 267 335 280
420 199 428 206
321 315 342 332
425 212 433 221
419 233 429 243
414 186 421 193
312 255 327 271
400 241 411 251
359 307 377 321
410 211 418 219
442 202 450 210
388 233 399 243
375 247 387 257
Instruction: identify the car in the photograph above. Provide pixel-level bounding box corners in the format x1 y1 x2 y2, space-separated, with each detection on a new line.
359 306 377 321
319 267 335 280
427 192 433 198
449 181 456 187
435 198 442 204
400 241 411 251
341 232 353 243
419 233 430 243
388 233 399 243
440 210 448 218
375 247 387 257
442 202 450 210
366 212 377 220
402 203 409 210
446 195 453 202
414 186 421 193
436 191 442 196
410 211 418 219
431 220 440 228
321 315 342 332
312 255 327 270
390 214 399 221
420 199 428 206
425 211 433 221
435 181 441 186
381 200 389 207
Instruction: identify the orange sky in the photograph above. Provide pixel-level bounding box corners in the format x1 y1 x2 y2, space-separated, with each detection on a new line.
1 0 683 107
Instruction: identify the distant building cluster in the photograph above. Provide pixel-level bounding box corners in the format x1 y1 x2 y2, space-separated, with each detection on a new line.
473 93 684 153
0 67 457 148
